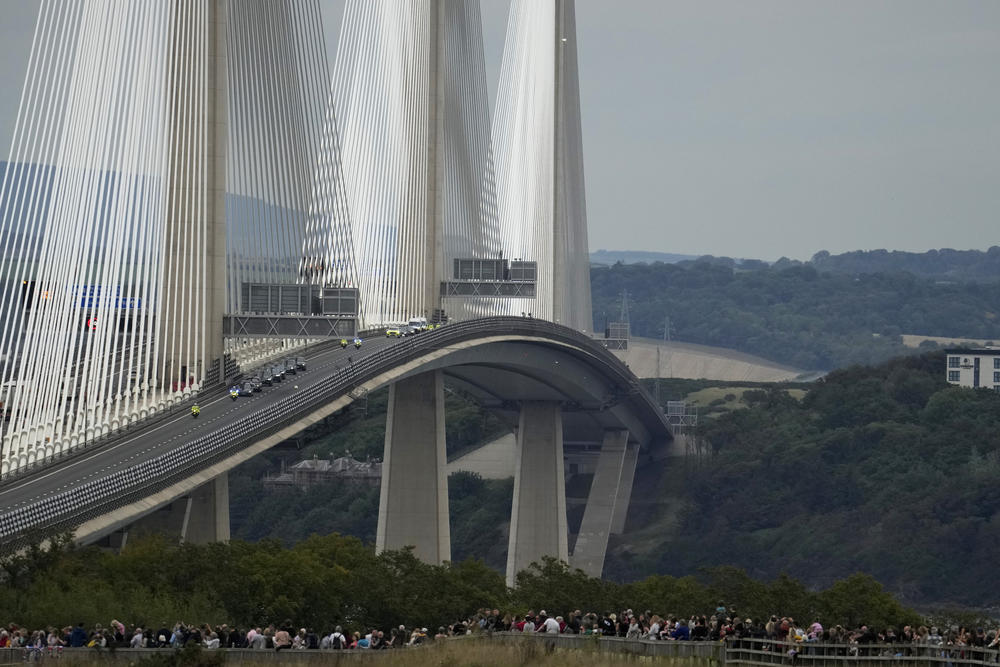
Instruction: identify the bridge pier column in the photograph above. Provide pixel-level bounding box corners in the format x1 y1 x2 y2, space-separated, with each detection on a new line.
182 473 230 544
506 401 567 586
571 429 628 577
114 474 229 547
610 443 639 535
377 370 450 564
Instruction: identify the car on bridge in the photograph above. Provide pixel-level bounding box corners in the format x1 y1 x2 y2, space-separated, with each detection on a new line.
401 325 419 337
249 376 263 392
240 382 255 396
284 358 298 375
385 326 402 337
295 357 306 371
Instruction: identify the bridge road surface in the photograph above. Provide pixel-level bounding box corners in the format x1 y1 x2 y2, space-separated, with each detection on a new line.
0 333 400 515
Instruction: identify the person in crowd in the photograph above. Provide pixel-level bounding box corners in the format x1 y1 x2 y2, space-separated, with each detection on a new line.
273 626 291 651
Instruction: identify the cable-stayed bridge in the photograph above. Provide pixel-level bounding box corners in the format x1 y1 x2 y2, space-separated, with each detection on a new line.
0 0 666 582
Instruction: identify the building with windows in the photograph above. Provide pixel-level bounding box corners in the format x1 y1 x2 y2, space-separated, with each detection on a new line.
945 348 1000 391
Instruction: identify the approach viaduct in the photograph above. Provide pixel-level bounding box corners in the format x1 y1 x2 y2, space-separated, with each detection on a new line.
0 318 669 583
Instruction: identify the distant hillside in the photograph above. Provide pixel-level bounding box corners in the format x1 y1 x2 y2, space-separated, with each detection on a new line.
809 247 1000 282
593 247 1000 282
607 352 1000 607
591 260 1000 371
590 249 699 265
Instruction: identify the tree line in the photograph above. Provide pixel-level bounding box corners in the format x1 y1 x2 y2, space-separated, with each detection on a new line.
590 259 1000 369
610 351 1000 607
0 535 921 635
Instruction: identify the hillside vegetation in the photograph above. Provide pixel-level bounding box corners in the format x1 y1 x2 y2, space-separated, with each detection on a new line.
612 351 1000 606
591 260 1000 370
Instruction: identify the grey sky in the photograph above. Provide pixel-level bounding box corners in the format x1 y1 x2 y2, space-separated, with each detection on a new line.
2 1 998 261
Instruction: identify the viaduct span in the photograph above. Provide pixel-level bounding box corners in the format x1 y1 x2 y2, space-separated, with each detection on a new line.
0 318 667 583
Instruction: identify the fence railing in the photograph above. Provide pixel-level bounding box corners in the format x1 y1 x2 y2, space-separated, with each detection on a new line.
725 637 1000 667
4 636 991 665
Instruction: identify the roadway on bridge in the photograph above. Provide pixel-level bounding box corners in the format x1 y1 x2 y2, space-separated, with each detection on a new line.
0 333 400 514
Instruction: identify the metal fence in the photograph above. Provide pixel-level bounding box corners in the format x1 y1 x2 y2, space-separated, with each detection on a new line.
725 638 1000 667
3 636 993 665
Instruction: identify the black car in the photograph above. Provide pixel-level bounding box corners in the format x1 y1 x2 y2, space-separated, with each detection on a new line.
284 358 298 375
272 365 285 381
250 376 263 392
295 357 306 371
262 373 273 386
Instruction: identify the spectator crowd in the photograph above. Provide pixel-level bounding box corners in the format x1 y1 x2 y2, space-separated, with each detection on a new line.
3 604 1000 658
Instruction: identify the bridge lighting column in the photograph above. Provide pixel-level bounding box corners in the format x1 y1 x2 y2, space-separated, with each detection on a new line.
506 401 568 586
377 370 451 564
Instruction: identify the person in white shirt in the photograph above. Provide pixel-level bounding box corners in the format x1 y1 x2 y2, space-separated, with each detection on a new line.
204 633 220 650
648 616 662 640
541 616 561 633
130 629 144 649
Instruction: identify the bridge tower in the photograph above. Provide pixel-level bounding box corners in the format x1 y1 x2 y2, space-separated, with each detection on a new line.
331 0 497 327
493 0 593 332
158 0 228 392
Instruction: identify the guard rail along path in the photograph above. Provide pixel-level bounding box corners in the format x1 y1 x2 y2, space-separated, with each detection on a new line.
0 317 665 553
7 636 992 665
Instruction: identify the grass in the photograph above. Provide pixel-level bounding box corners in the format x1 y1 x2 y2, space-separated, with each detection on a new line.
338 638 709 666
47 639 716 665
684 386 806 418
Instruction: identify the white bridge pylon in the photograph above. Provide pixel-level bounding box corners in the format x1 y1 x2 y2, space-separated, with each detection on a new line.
0 0 592 476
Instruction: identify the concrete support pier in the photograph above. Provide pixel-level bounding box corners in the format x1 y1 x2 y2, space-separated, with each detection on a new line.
109 474 230 549
183 473 230 544
610 443 639 535
571 430 628 577
377 370 450 564
506 401 567 586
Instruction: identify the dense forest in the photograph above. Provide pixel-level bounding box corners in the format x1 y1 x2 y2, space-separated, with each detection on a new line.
609 351 1000 607
808 247 1000 282
591 259 1000 370
2 534 920 633
228 350 1000 607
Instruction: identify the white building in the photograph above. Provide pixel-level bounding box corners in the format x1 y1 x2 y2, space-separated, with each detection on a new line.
945 348 1000 391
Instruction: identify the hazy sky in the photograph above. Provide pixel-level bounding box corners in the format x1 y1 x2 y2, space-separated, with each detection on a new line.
2 1 997 261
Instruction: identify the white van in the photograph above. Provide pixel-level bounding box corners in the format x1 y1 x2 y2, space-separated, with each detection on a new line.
408 317 428 331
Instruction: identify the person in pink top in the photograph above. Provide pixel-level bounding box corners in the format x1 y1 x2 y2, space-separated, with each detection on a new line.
273 628 291 651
